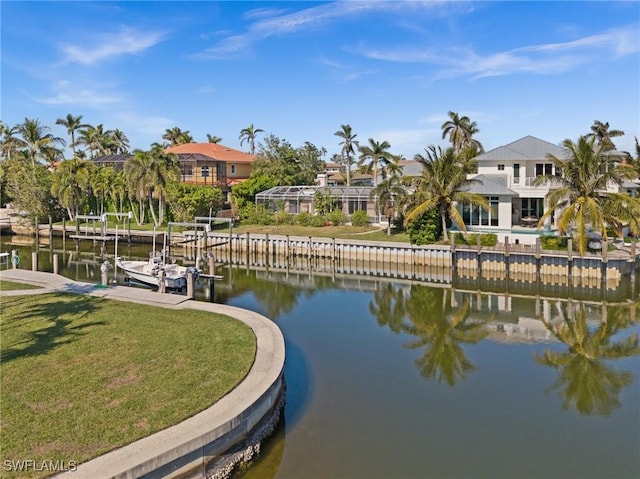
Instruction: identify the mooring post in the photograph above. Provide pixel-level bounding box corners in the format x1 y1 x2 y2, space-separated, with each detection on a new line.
567 238 573 283
186 271 195 299
245 233 250 265
601 238 608 288
62 217 66 250
450 235 457 275
504 236 510 279
53 253 59 274
265 233 270 267
48 216 53 238
476 234 482 278
31 252 38 271
209 254 215 275
11 249 19 269
35 216 39 249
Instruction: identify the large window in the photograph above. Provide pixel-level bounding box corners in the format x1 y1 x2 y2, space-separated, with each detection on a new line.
513 164 520 184
348 200 367 214
521 198 543 218
462 196 499 226
535 163 553 176
181 164 193 178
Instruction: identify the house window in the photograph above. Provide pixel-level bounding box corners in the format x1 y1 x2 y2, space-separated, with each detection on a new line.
181 165 193 178
513 164 520 184
348 200 367 214
497 164 505 171
230 164 236 175
535 163 552 176
521 198 543 218
461 197 499 226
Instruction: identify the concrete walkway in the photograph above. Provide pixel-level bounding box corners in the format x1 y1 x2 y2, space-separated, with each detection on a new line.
0 269 286 479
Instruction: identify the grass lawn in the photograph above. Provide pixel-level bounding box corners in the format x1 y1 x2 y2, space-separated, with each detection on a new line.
1 280 43 291
0 293 256 479
224 224 411 243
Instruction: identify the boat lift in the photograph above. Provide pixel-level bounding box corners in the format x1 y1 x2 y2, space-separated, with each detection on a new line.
194 216 233 249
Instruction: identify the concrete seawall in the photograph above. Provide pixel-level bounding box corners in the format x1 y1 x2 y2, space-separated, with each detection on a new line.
0 270 286 479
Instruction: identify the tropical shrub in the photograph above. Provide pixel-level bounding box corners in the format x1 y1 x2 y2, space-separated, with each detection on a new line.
407 209 441 245
327 209 346 226
310 214 327 227
541 235 568 250
275 210 294 225
240 204 275 225
454 232 498 247
350 210 369 227
296 211 313 226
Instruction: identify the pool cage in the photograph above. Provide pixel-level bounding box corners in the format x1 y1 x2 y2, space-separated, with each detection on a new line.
255 185 383 223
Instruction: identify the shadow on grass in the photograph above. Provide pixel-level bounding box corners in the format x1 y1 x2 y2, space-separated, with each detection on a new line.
1 293 106 364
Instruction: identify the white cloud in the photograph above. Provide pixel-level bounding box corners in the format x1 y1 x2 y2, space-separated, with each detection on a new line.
355 23 640 79
195 1 452 59
35 80 122 106
60 27 165 65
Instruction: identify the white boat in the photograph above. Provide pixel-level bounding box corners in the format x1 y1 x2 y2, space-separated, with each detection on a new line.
116 253 199 290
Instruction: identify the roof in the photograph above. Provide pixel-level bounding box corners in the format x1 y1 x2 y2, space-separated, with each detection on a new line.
399 160 422 177
255 185 378 200
165 143 256 163
463 174 518 196
91 154 132 164
474 136 568 162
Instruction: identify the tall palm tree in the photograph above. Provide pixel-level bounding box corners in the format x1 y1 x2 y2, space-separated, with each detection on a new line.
405 145 490 241
0 122 26 161
162 127 193 146
17 118 65 167
588 120 624 151
534 135 640 254
334 124 359 186
55 113 88 157
109 129 130 154
149 144 180 225
90 166 114 215
441 111 482 153
239 124 264 155
206 134 222 143
75 124 113 158
370 171 407 235
51 158 92 220
358 138 393 187
125 150 156 225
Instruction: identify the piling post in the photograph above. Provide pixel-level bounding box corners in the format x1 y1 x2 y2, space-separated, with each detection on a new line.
265 233 270 268
630 240 637 281
567 239 573 283
53 253 59 274
35 216 39 250
308 236 312 263
601 238 608 288
209 254 216 275
48 216 53 238
186 271 195 299
11 250 19 269
31 252 38 271
476 233 483 278
245 233 250 265
450 235 457 275
504 236 510 279
62 217 66 250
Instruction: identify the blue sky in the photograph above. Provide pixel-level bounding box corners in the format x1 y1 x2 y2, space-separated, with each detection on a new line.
2 1 639 159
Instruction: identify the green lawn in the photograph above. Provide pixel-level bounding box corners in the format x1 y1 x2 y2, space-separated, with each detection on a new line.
1 280 43 291
0 293 256 479
226 224 411 243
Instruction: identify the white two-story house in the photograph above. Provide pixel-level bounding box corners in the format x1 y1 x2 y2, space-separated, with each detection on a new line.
459 135 570 244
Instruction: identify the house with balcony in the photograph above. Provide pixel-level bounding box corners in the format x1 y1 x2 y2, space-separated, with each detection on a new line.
456 136 568 244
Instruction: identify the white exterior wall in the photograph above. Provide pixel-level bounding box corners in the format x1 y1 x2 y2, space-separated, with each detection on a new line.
498 197 512 229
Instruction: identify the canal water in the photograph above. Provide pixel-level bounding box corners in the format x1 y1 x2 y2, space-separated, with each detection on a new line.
2 237 640 479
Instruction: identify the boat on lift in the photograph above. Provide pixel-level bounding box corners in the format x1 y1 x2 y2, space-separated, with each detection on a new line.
116 253 199 290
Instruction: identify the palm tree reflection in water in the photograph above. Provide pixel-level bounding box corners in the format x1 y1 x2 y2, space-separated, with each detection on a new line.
371 284 489 386
535 302 640 416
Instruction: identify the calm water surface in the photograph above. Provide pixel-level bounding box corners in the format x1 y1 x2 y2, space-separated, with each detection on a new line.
3 238 640 479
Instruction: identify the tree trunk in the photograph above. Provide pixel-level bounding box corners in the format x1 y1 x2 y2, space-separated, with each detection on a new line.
148 194 159 227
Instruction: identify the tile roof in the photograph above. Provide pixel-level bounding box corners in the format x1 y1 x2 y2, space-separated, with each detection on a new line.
474 135 568 162
166 143 256 163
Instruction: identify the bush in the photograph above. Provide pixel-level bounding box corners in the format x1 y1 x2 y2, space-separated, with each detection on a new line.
310 215 327 227
327 209 346 226
240 204 275 225
296 211 313 226
541 235 568 250
274 210 294 225
350 210 369 227
407 209 441 245
453 232 498 247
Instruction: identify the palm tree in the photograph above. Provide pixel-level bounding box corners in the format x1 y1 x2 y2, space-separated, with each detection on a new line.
405 145 490 241
162 127 193 146
441 111 482 153
109 129 130 154
51 158 92 220
16 118 65 167
125 150 156 225
149 144 180 225
358 138 393 187
334 124 359 186
90 166 114 215
534 135 640 254
239 124 264 155
55 114 88 157
206 134 222 144
75 124 113 158
0 122 26 161
588 120 624 151
370 158 407 235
